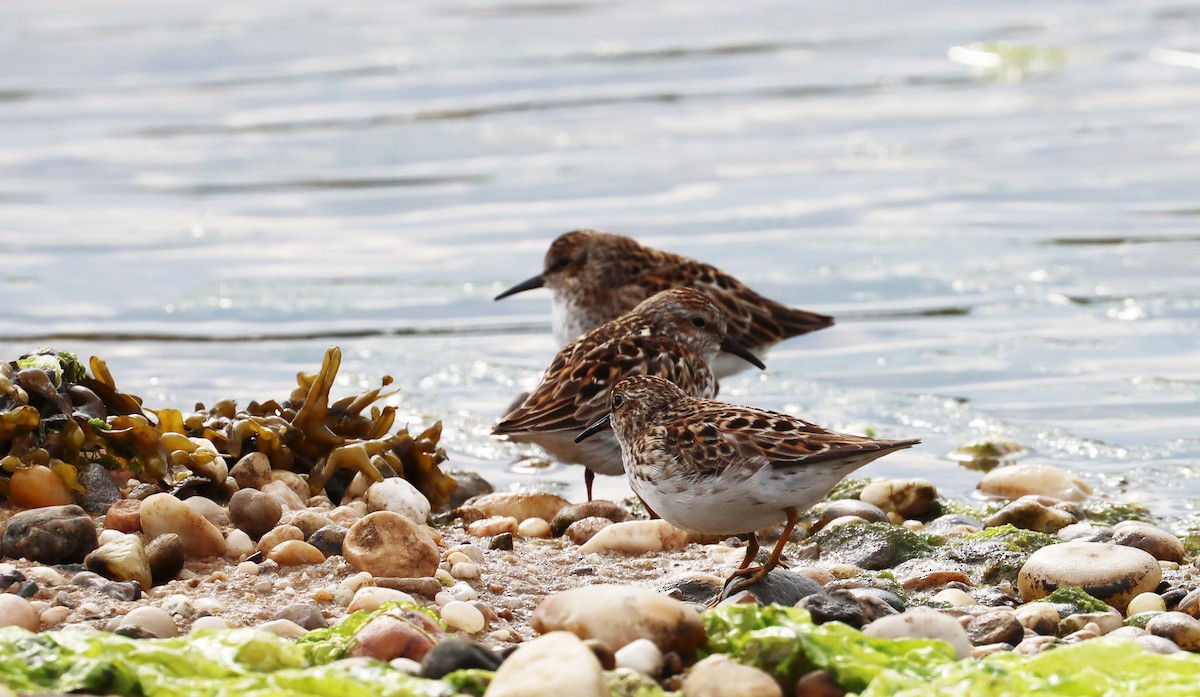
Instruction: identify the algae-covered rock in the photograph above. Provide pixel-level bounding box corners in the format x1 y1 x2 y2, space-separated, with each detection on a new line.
807 522 938 570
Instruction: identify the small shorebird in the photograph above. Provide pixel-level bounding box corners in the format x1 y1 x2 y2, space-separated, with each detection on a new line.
576 375 919 595
493 288 764 500
494 230 834 378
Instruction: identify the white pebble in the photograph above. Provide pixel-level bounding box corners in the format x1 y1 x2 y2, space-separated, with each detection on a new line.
451 562 480 580
441 601 486 633
614 638 663 676
445 551 471 566
933 588 976 606
121 606 179 638
78 602 103 618
0 595 39 631
347 586 415 613
390 657 423 675
448 544 485 565
435 569 455 587
335 572 374 606
1127 592 1167 617
159 594 194 618
236 561 260 576
193 597 224 615
225 529 256 560
191 616 233 631
257 619 308 639
365 477 432 524
435 591 455 608
448 582 479 602
517 517 552 538
185 496 230 526
98 529 125 546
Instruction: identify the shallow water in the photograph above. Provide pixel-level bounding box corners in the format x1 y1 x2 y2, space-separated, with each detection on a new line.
2 0 1198 519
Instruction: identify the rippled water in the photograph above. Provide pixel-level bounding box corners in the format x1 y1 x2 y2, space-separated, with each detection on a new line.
2 0 1198 518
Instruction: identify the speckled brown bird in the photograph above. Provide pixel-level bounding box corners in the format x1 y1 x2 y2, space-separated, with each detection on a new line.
494 230 834 378
576 374 918 595
493 288 764 500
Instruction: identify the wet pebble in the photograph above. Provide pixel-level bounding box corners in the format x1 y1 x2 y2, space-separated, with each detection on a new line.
487 632 606 697
578 520 689 555
309 525 347 558
344 512 440 578
815 499 889 529
229 489 283 540
75 461 122 514
662 572 725 605
0 594 39 631
799 590 866 628
229 452 272 490
966 610 1024 646
1176 588 1200 618
932 588 975 606
488 532 515 550
365 478 431 524
551 500 631 536
271 603 327 630
731 568 823 606
532 584 706 654
145 533 186 585
1147 612 1200 651
1111 521 1185 563
984 497 1077 533
103 499 142 533
455 491 571 524
441 600 486 633
859 478 937 518
419 637 502 679
140 494 225 559
978 464 1091 502
2 505 98 564
84 533 151 589
1018 541 1160 611
468 516 519 538
565 517 614 545
924 513 984 534
268 540 325 566
1059 608 1122 636
682 654 782 697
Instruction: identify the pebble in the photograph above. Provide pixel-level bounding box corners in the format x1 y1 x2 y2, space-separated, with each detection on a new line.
531 584 705 654
932 588 975 606
140 494 226 559
1059 609 1122 635
97 529 125 546
450 562 480 580
486 631 606 697
2 505 98 564
328 504 366 528
798 590 866 628
859 478 937 518
268 540 326 566
1013 602 1060 635
984 497 1077 533
349 610 445 662
864 607 973 659
377 577 443 598
229 452 272 490
565 517 614 545
578 520 690 555
978 464 1091 502
682 654 783 697
184 496 230 527
965 610 1024 646
1111 522 1186 563
614 638 664 676
75 461 122 514
236 561 259 576
103 499 143 533
343 512 440 579
730 568 823 607
447 471 495 510
347 586 417 613
517 517 553 538
550 500 631 536
1178 588 1200 619
286 510 335 539
145 533 186 585
1127 592 1167 617
84 533 152 589
40 605 69 627
229 489 283 540
257 619 308 639
224 529 256 560
441 600 486 633
335 572 375 606
1017 542 1161 611
192 616 233 631
488 532 515 550
365 478 432 524
274 603 328 630
7 465 74 508
118 606 178 638
262 480 306 511
160 594 194 617
815 499 889 529
0 594 39 631
467 516 519 538
419 638 503 679
308 525 348 558
253 525 302 556
455 491 571 524
1137 634 1183 654
1147 612 1200 651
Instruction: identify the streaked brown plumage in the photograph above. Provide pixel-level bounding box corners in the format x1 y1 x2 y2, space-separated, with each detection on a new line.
495 230 834 378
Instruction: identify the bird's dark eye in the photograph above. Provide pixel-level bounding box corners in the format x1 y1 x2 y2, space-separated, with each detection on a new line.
691 317 707 328
612 394 624 409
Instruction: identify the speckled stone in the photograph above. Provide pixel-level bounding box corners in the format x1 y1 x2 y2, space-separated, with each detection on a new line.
308 525 348 558
229 452 272 490
343 512 440 578
3 505 98 564
1147 612 1200 651
75 461 122 515
1017 542 1160 612
139 494 225 559
229 489 283 540
455 491 571 524
551 500 631 536
1111 522 1186 564
84 533 152 590
984 498 1077 533
145 533 186 585
966 610 1024 646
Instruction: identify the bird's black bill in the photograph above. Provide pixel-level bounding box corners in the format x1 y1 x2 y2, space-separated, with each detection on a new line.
720 336 766 370
494 273 546 300
574 413 612 443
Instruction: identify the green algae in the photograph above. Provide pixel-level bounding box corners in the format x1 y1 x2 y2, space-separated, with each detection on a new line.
826 476 871 501
1036 586 1110 615
964 524 1059 553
